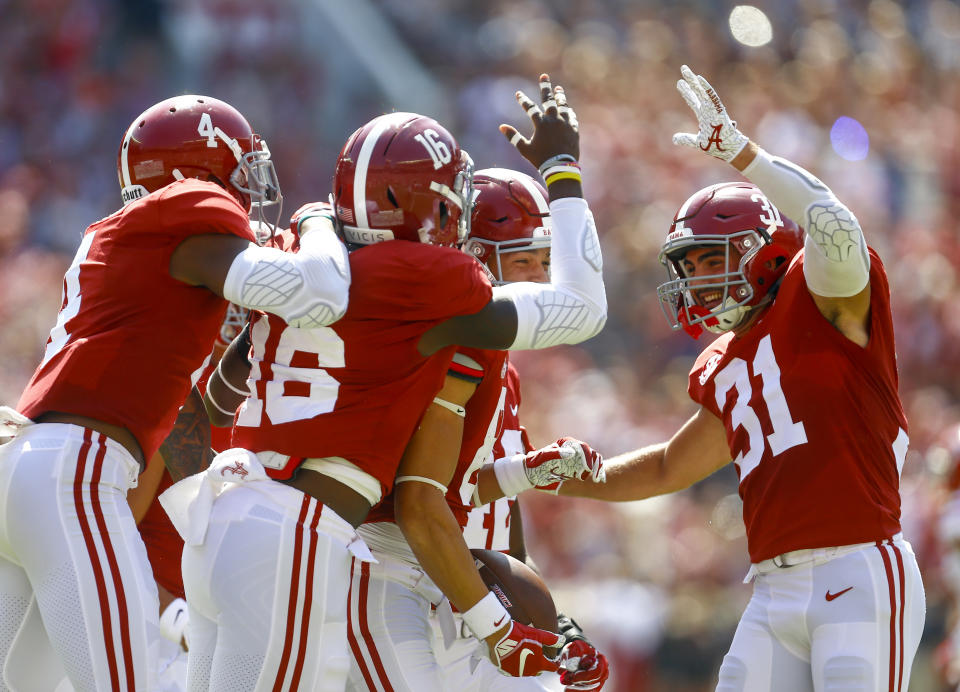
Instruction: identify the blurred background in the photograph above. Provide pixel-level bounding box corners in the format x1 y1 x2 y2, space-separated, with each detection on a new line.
3 0 960 689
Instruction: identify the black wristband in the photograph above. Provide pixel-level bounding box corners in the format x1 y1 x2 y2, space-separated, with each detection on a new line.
557 612 591 645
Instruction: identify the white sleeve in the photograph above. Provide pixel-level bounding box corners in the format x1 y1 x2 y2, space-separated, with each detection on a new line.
222 225 351 328
741 147 870 298
493 197 607 350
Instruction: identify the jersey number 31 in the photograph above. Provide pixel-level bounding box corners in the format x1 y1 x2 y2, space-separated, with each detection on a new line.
713 335 807 481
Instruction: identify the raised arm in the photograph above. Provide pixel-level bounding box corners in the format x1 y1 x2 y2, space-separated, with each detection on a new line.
672 65 872 343
418 74 607 355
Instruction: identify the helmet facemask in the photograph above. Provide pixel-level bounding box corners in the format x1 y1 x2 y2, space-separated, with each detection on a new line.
424 149 473 246
657 229 767 338
229 134 282 240
465 237 552 285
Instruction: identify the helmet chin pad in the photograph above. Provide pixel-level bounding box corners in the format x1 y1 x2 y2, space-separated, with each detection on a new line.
704 297 750 334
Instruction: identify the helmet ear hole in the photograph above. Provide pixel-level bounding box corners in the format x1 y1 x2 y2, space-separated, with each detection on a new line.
438 201 449 229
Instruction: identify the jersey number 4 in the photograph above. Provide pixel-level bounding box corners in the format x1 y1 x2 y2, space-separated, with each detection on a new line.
42 232 96 367
712 335 807 481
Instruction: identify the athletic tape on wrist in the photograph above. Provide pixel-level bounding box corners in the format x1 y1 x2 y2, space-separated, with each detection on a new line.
493 454 534 497
463 590 511 641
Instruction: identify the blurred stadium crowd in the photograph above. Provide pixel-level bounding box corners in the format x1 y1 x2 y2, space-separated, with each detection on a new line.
2 0 960 689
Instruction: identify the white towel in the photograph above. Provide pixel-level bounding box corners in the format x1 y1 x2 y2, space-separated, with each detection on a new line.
0 406 33 441
159 448 268 546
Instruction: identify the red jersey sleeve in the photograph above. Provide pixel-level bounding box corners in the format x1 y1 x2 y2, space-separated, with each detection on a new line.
156 180 254 242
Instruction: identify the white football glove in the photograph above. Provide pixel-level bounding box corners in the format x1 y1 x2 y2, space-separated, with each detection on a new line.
672 64 749 163
494 437 604 497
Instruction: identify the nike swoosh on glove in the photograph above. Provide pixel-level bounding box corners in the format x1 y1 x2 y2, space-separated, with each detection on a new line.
490 620 564 677
560 639 610 691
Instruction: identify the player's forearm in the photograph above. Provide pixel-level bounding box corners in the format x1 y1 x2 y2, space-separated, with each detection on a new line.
559 443 680 501
493 198 606 350
160 387 213 482
204 326 252 426
395 484 491 613
737 142 869 297
473 464 506 505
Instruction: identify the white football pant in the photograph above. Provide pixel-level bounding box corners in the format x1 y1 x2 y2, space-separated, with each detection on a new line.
182 481 358 692
0 423 159 691
718 537 925 692
346 555 559 692
432 617 560 692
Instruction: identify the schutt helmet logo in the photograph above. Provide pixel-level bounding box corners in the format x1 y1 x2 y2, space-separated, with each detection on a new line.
221 461 249 479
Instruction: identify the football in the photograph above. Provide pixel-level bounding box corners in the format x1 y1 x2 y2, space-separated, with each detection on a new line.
471 548 558 633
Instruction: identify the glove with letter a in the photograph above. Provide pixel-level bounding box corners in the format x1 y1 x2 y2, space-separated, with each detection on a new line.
672 64 749 163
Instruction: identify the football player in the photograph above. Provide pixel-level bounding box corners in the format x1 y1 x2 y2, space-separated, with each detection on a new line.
165 74 608 691
559 66 925 692
0 94 351 691
345 167 608 692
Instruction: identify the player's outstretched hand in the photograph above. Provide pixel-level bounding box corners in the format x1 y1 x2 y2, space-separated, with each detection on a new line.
524 437 604 493
557 437 605 484
672 64 748 163
560 639 610 690
493 438 604 497
487 620 564 677
500 73 579 170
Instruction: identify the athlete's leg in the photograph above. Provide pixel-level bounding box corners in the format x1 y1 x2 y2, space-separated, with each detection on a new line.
183 483 352 692
1 426 158 692
809 540 926 692
432 615 558 692
347 559 445 692
716 576 814 692
182 597 217 692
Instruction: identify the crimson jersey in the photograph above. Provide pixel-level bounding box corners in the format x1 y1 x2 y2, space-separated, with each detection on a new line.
232 231 493 494
17 180 254 460
367 347 509 527
462 362 528 551
688 248 908 562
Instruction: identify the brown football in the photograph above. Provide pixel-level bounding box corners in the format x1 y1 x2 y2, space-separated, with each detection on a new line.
471 548 558 634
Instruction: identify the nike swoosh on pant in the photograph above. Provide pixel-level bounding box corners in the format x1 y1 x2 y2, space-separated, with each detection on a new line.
825 586 854 601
